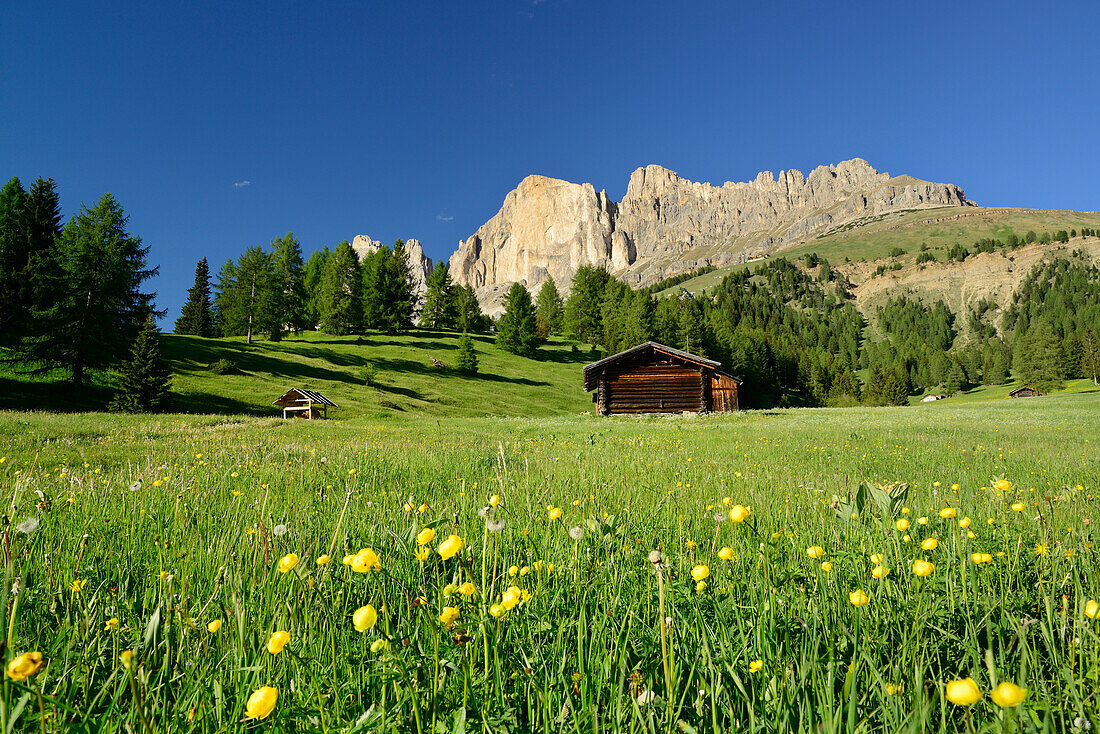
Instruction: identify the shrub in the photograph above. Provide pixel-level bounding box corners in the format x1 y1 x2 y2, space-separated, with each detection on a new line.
209 359 242 375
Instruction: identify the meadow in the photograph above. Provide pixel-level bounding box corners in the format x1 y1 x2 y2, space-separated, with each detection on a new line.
2 393 1099 732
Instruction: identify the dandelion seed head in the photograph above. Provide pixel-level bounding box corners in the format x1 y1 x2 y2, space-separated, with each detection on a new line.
129 481 141 492
569 526 584 540
16 518 39 534
273 524 288 537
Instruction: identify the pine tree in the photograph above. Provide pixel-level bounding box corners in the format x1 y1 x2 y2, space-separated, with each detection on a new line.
0 177 28 341
456 330 479 374
271 233 308 335
389 240 417 332
565 265 611 346
319 241 363 335
421 262 458 329
535 278 565 336
496 282 539 356
175 258 215 336
456 284 488 333
14 193 156 384
1016 320 1065 393
110 314 171 412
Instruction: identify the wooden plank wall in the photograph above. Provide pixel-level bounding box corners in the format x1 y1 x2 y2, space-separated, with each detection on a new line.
605 360 705 414
710 374 740 412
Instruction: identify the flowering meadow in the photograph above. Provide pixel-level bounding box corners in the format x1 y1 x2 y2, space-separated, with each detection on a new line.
1 395 1099 732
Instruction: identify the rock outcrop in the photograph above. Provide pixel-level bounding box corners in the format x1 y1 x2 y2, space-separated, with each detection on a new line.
352 235 433 309
448 159 972 312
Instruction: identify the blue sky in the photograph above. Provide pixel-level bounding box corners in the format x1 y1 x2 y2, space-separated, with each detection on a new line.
3 0 1098 325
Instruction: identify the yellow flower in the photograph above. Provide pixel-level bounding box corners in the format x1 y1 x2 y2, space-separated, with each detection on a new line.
951 484 960 491
691 565 710 581
520 566 530 576
351 548 381 572
820 562 833 572
119 650 134 669
437 535 464 560
105 617 119 631
416 528 436 545
458 582 477 597
316 554 330 565
439 607 460 626
159 570 171 580
70 579 87 593
244 686 279 720
695 580 707 592
718 546 734 560
849 589 870 607
548 506 562 521
1086 600 1100 619
912 560 935 577
370 639 388 653
1034 544 1048 555
443 583 458 596
958 517 971 529
939 507 957 519
971 553 993 564
729 505 751 523
489 604 505 618
895 518 910 532
508 565 519 577
489 494 501 506
917 516 929 525
869 553 884 564
993 479 1013 492
6 652 44 681
414 546 430 562
945 678 982 706
685 540 696 549
277 553 299 573
353 605 378 632
1011 502 1025 512
806 546 825 559
502 587 522 611
342 554 354 565
417 503 428 513
748 659 763 673
990 682 1027 707
903 534 911 542
207 619 223 633
921 538 939 551
266 631 290 654
872 566 890 579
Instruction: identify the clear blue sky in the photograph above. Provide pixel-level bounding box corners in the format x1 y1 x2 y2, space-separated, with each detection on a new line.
3 0 1097 325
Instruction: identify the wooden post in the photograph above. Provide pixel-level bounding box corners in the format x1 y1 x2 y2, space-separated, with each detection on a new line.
700 370 710 413
597 373 608 416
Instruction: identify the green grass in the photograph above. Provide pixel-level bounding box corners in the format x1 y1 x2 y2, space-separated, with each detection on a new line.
1 394 1099 731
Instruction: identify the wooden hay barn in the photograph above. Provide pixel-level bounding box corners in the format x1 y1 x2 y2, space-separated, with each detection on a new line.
1009 385 1040 398
272 388 337 419
583 341 742 416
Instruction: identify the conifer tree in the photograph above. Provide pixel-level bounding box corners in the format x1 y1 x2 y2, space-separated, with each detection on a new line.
214 246 278 343
456 330 479 374
175 257 215 336
302 247 330 329
496 282 539 357
14 193 156 384
456 284 488 333
271 233 308 335
535 278 565 336
0 177 27 341
110 314 171 412
421 261 458 329
319 241 363 335
565 265 611 346
1016 320 1065 393
389 240 417 332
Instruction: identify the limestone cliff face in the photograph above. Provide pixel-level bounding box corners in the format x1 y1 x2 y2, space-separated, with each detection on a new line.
351 235 433 309
448 159 972 311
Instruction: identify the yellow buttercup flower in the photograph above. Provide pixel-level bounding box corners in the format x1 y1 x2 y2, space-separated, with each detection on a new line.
990 682 1027 707
439 607 460 626
939 507 957 519
945 678 982 706
912 560 935 577
489 494 501 507
729 505 750 523
921 537 939 551
414 546 430 562
245 686 278 720
872 566 890 579
266 631 290 654
416 528 436 545
917 516 929 525
993 479 1013 492
105 617 119 631
458 582 477 597
501 587 522 611
547 506 563 521
970 553 993 564
748 659 763 673
316 554 330 565
120 650 134 669
370 638 388 653
207 619 223 633
277 553 299 573
695 580 707 592
869 553 884 564
1011 502 1025 512
489 604 505 618
70 579 87 593
820 562 833 572
691 565 710 581
508 565 519 577
958 517 971 529
806 546 825 559
895 518 910 532
1085 600 1099 619
6 652 44 681
353 605 378 632
718 546 734 560
351 548 381 572
437 535 464 560
849 589 870 607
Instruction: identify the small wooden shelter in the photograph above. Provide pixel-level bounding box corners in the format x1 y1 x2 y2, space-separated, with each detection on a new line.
272 388 337 419
1009 385 1040 398
583 342 742 415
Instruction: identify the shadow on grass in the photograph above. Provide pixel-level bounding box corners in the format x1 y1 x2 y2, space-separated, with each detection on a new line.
0 377 112 412
167 391 272 416
164 337 359 384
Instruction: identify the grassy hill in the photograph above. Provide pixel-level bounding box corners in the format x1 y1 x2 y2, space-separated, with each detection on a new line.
0 331 596 418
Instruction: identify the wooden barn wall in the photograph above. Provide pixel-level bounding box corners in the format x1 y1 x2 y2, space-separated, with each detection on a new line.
605 360 704 414
710 374 739 412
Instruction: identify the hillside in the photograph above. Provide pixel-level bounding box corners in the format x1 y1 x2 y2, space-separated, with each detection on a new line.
0 332 595 418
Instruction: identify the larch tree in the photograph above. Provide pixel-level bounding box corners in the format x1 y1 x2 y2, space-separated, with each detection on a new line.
535 277 565 337
216 246 279 343
271 233 308 336
319 241 363 335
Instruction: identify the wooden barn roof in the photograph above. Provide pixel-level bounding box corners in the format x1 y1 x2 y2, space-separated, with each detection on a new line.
272 388 338 407
582 342 727 392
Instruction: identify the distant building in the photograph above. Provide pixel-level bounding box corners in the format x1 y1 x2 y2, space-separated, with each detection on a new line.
1009 385 1040 398
920 394 946 403
583 342 742 415
272 388 337 419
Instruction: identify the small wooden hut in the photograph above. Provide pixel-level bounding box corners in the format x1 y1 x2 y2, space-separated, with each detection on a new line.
272 388 337 419
583 342 742 415
1009 385 1040 398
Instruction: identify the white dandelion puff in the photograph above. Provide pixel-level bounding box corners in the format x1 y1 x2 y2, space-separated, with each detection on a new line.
273 524 288 537
568 526 584 540
487 519 506 533
129 481 142 492
16 517 39 534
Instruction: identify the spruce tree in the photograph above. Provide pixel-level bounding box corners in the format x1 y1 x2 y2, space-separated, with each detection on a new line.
110 314 171 412
1016 320 1065 393
14 193 156 384
0 177 27 341
535 278 565 336
565 265 611 346
271 233 307 335
456 284 488 332
456 330 479 374
496 282 539 357
175 257 215 336
319 241 363 335
389 240 417 332
421 261 458 329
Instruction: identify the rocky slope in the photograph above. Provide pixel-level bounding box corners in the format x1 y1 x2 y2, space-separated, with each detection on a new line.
448 158 972 313
352 235 433 309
